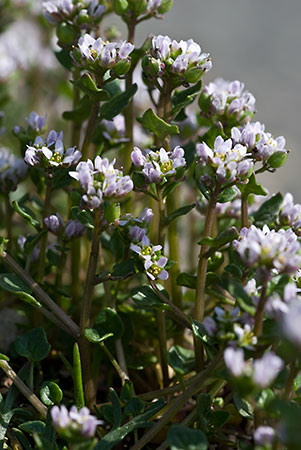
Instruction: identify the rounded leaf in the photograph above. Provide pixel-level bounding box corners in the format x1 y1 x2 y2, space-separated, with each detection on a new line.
40 381 63 406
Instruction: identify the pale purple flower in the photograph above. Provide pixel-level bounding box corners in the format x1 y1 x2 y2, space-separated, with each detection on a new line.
76 33 134 70
69 156 133 210
215 306 240 323
202 317 217 336
231 121 287 163
139 208 154 225
130 236 169 280
224 347 247 377
197 135 253 183
131 145 186 184
0 148 28 193
234 323 257 349
64 220 86 238
51 405 102 439
129 225 146 243
25 112 46 132
254 426 275 446
253 352 283 388
25 131 81 169
204 78 255 118
43 0 105 26
233 225 301 275
44 214 64 234
282 299 301 348
278 193 301 233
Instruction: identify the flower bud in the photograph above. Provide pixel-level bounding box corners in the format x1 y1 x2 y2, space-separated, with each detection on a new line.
104 203 121 223
113 59 131 76
76 10 91 26
184 66 203 84
128 0 147 15
56 23 76 46
142 56 160 76
267 150 287 168
158 0 173 14
113 0 129 15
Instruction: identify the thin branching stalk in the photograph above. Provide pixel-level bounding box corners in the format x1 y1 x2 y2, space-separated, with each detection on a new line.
253 279 268 336
79 207 102 408
194 185 220 371
0 360 47 418
37 176 52 282
81 100 100 160
1 251 79 338
130 355 223 450
284 360 298 400
100 341 129 385
241 195 249 228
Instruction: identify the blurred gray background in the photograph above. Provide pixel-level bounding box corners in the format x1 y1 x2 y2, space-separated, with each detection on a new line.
111 0 301 200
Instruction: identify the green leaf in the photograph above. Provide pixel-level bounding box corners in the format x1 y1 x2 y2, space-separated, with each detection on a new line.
222 276 255 315
167 346 195 375
109 389 122 429
98 84 137 121
167 424 208 450
0 394 14 448
131 285 171 311
15 328 50 362
52 167 73 190
0 354 9 361
73 343 85 409
171 81 202 116
94 307 125 340
164 203 195 225
16 292 42 308
120 380 135 403
75 73 111 101
19 421 46 435
63 95 92 122
12 201 40 229
0 273 31 294
217 186 239 203
40 382 62 406
55 49 73 70
71 206 94 229
124 397 145 417
198 227 238 249
209 410 230 428
84 328 113 343
252 192 283 226
197 393 211 417
176 272 196 289
94 399 165 450
112 259 135 278
233 392 253 419
137 108 179 142
267 151 287 169
238 173 267 197
162 181 181 199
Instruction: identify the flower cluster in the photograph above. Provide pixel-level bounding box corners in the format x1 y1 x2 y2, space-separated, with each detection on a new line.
277 192 301 233
44 213 86 240
131 235 169 280
131 146 186 184
196 135 253 184
0 148 28 193
119 208 154 243
25 130 81 169
202 78 255 120
114 0 173 17
43 0 105 29
233 225 301 275
142 35 211 85
69 156 133 209
73 33 134 75
231 121 287 164
224 347 283 388
51 405 102 440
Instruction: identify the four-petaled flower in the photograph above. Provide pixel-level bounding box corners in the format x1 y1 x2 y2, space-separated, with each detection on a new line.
131 236 169 280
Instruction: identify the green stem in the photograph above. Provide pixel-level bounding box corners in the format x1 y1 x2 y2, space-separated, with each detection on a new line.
124 20 136 174
79 208 102 408
100 341 129 385
194 185 220 371
130 355 222 450
28 361 34 391
241 195 249 229
115 339 129 381
81 101 100 160
253 280 268 337
37 177 52 282
284 360 298 400
1 252 79 338
0 360 47 418
5 193 12 253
